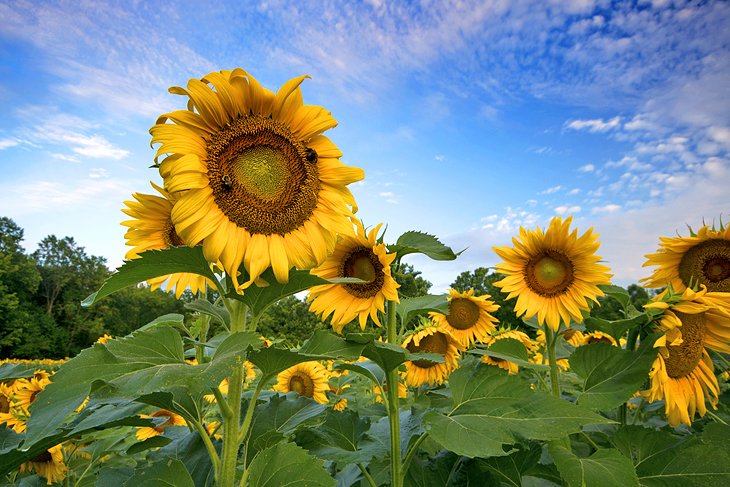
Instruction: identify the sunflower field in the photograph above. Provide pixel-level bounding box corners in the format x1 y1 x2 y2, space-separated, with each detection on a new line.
2 68 730 487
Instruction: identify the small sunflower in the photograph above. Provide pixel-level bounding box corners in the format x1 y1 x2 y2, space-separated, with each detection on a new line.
273 361 330 404
642 222 730 294
402 326 462 387
481 329 539 375
0 382 23 433
13 376 50 411
19 445 67 485
308 221 400 333
493 216 612 331
429 288 499 347
373 379 408 404
535 328 586 347
582 331 619 346
150 69 364 290
122 183 210 298
642 287 730 426
136 409 187 440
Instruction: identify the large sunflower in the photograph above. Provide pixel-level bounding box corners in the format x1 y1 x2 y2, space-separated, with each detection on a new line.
150 69 364 290
19 445 67 485
308 221 399 333
493 216 612 331
642 223 730 294
429 288 499 347
643 287 730 426
122 183 210 298
481 329 539 375
402 326 462 387
273 361 330 404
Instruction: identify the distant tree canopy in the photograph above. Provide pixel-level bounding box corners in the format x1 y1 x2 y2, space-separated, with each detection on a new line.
393 263 432 298
0 217 186 359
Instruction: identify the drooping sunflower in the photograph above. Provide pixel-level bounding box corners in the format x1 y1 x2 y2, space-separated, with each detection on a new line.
642 223 730 294
136 409 187 440
150 69 364 290
402 326 462 387
121 182 210 298
493 216 613 331
273 361 330 404
582 331 619 346
308 221 399 333
642 287 730 426
429 288 499 347
481 329 539 375
19 444 67 485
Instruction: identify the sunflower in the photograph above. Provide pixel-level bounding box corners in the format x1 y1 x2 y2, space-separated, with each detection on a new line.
204 361 257 403
582 331 619 346
0 382 23 433
642 223 730 294
273 361 330 404
122 183 210 298
308 221 400 333
19 445 67 485
136 409 187 440
13 376 50 411
402 326 462 387
373 379 408 404
429 288 499 347
642 287 730 426
493 216 612 331
535 328 586 347
481 329 539 375
150 69 364 290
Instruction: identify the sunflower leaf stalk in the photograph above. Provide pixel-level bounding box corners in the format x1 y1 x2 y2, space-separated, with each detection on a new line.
385 298 403 487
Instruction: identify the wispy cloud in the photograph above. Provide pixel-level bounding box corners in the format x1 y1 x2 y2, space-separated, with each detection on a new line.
0 138 19 150
555 205 581 215
565 116 621 133
540 185 563 195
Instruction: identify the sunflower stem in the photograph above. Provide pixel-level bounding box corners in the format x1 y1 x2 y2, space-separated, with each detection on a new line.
545 324 570 449
191 418 221 482
401 432 428 478
357 463 378 487
385 299 403 487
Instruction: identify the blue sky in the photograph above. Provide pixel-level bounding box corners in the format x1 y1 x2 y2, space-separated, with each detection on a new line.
0 0 728 292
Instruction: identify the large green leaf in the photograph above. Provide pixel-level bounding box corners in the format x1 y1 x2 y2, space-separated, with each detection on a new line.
122 458 195 487
612 426 730 486
571 340 656 410
475 444 542 487
26 328 258 444
599 284 632 308
296 409 387 464
388 231 459 261
247 442 334 487
423 360 612 458
0 363 36 381
470 338 549 371
82 246 216 306
153 429 217 487
248 331 364 379
549 443 639 487
246 392 326 463
396 294 449 327
584 314 648 342
0 429 23 455
185 299 230 328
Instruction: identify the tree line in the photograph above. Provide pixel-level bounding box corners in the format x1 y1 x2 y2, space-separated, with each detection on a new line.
0 216 651 359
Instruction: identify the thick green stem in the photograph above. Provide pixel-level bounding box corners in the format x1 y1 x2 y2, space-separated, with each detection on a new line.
620 328 641 424
545 324 570 449
191 419 221 483
385 299 403 487
401 433 428 478
357 464 378 487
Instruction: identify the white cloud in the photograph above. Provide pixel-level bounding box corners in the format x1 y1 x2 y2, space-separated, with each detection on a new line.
434 154 446 161
540 185 563 195
51 153 80 162
378 191 398 204
567 188 581 195
0 138 19 150
555 205 581 215
578 164 595 172
566 116 621 133
0 178 130 215
592 204 622 213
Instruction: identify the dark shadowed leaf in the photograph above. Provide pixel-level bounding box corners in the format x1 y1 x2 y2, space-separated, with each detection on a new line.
247 442 334 487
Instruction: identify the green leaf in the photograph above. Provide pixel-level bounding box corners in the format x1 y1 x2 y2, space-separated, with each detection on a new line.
185 299 230 328
469 338 549 371
248 331 364 379
26 328 258 444
247 442 334 487
599 284 631 308
0 363 36 381
423 359 612 458
127 436 173 455
0 429 23 455
404 451 461 487
122 458 195 487
362 340 409 374
227 267 329 318
475 444 542 487
396 294 449 327
612 426 730 486
82 246 216 306
584 314 648 342
296 409 387 464
389 231 459 261
335 361 385 387
153 429 217 487
549 443 639 487
138 313 186 331
571 340 657 410
247 392 327 463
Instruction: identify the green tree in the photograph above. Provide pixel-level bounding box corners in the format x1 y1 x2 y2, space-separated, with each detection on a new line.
590 283 652 320
393 263 432 298
256 295 324 345
450 267 521 330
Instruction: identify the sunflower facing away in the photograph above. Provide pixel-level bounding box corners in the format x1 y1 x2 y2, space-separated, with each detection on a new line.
643 286 730 426
429 288 499 347
493 216 612 331
150 69 364 290
402 326 462 387
308 221 400 333
19 445 67 485
642 222 730 293
136 409 187 440
122 183 210 298
273 361 330 404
